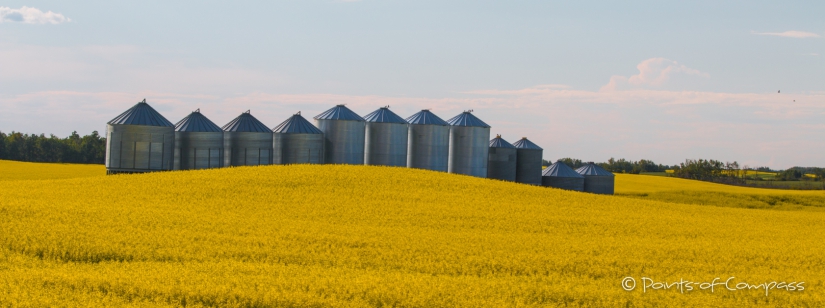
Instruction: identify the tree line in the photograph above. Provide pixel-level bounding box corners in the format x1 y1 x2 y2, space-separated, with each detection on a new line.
543 157 672 173
0 131 106 164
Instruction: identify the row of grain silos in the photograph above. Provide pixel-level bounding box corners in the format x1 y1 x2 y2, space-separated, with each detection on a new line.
540 161 615 194
104 101 499 179
314 105 506 180
104 99 612 193
105 100 321 174
486 135 544 186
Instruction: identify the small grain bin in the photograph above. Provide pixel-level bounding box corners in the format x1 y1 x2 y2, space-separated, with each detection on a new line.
575 162 615 195
314 105 366 165
541 161 585 191
173 109 224 170
447 111 491 178
363 106 408 167
272 112 325 164
487 135 517 181
405 110 450 172
222 111 273 167
105 99 175 174
511 137 543 185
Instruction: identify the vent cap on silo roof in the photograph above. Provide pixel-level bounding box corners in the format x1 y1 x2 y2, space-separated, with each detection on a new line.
363 106 407 123
575 162 614 176
175 109 222 132
405 109 449 126
512 137 543 150
314 104 365 121
272 112 323 134
107 99 174 127
489 135 515 148
222 111 271 132
542 162 584 178
446 111 490 128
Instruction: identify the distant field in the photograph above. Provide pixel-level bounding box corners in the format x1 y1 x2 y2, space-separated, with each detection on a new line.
0 163 823 306
639 169 824 190
616 174 825 211
0 159 105 181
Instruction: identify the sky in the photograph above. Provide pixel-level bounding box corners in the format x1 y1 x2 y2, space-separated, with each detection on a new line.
0 1 823 169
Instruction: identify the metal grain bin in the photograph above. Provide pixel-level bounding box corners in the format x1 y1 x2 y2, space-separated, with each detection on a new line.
512 137 543 185
173 109 224 170
405 110 450 172
222 111 273 167
363 107 408 167
314 105 365 165
272 112 324 164
105 99 175 174
575 162 615 195
487 135 517 181
542 161 585 191
447 111 491 178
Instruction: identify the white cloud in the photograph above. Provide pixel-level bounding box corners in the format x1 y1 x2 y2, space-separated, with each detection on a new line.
751 30 821 39
600 58 709 91
0 6 71 24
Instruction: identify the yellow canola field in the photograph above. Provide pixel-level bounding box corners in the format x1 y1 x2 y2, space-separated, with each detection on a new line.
616 174 825 210
0 159 105 181
0 164 824 307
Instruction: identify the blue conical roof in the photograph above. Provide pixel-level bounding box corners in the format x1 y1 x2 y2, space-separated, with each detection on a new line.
222 111 270 132
405 110 449 126
489 136 515 148
576 163 614 176
363 107 407 124
272 113 323 134
314 105 364 121
512 137 543 150
175 110 222 132
108 99 174 127
447 111 490 128
542 162 584 178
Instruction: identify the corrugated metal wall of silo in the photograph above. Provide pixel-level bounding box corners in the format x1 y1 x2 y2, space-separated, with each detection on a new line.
272 112 325 164
487 135 517 181
575 162 615 195
314 105 366 165
174 109 224 170
447 111 491 178
541 162 585 191
106 99 175 174
222 111 273 167
363 107 408 167
512 137 543 185
405 110 450 172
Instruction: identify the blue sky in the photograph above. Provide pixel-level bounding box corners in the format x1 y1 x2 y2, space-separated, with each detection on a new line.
1 1 823 168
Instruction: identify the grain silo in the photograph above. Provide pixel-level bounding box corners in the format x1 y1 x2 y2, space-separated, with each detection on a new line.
541 161 585 191
272 112 325 164
173 109 224 170
447 111 491 178
575 162 615 195
222 110 273 167
105 99 175 174
405 110 450 172
363 106 408 167
511 137 543 185
487 135 517 181
314 105 365 165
